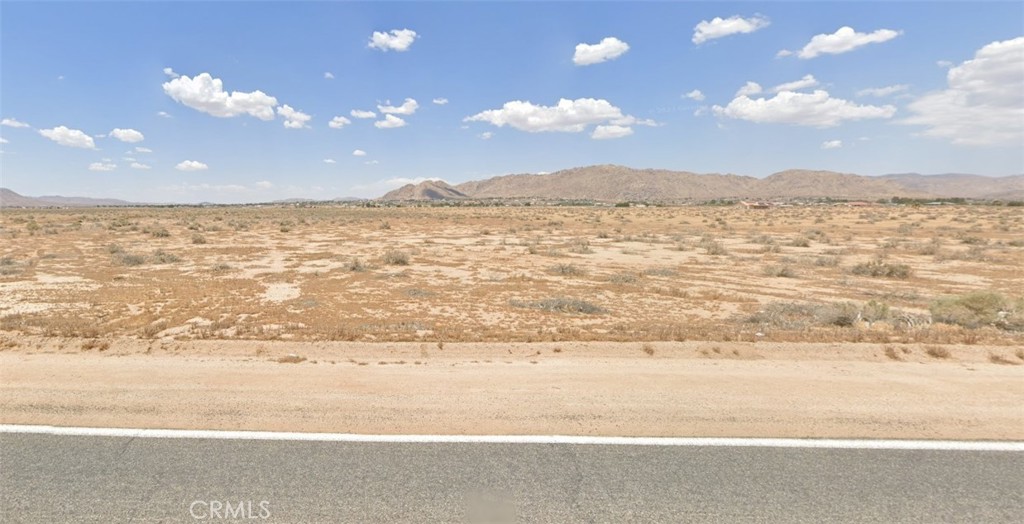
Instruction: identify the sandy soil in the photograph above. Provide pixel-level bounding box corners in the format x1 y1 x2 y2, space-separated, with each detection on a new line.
2 337 1021 440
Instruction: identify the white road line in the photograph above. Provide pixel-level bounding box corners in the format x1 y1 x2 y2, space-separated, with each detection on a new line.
2 425 1022 451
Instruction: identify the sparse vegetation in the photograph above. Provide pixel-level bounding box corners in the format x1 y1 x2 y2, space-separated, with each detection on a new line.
851 259 912 279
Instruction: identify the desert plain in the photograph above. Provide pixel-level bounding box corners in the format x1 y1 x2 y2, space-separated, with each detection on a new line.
1 203 1022 439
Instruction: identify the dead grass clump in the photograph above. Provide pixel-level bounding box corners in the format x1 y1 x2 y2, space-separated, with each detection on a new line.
924 345 951 359
607 272 641 285
988 353 1021 365
114 253 147 266
642 343 655 356
151 250 181 264
883 345 902 361
549 263 586 277
344 257 368 272
762 265 797 278
191 234 207 244
510 297 606 315
382 249 411 266
276 353 307 364
81 339 111 351
851 259 912 279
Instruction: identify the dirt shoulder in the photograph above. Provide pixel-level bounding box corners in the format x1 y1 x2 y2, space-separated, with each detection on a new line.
1 337 1021 440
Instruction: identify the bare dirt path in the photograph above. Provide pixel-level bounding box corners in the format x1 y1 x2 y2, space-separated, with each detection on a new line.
2 338 1020 440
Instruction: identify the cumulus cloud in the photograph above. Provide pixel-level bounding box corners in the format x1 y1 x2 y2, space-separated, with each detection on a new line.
130 162 152 169
323 158 336 164
693 15 770 45
135 146 153 153
175 160 209 171
573 37 630 66
109 128 145 143
377 98 419 115
157 111 172 118
352 149 367 157
684 89 706 101
772 74 819 93
329 116 352 129
324 72 335 79
713 90 896 127
857 84 909 97
736 81 763 97
276 105 312 129
88 162 117 171
255 180 273 188
350 109 376 119
163 72 278 120
432 98 449 105
163 67 179 78
821 140 843 149
1 118 30 128
479 131 494 140
591 125 634 140
790 26 902 59
900 36 1023 146
368 29 418 52
464 98 644 134
39 126 96 149
374 115 407 129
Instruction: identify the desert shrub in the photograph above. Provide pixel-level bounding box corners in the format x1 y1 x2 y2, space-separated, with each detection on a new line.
191 234 207 244
851 259 911 279
745 301 865 329
568 238 592 254
929 291 1023 331
115 253 146 266
510 297 606 315
151 250 181 264
344 258 367 272
382 249 410 266
607 272 641 284
789 237 811 248
151 227 171 238
549 263 585 277
701 239 728 256
762 265 797 278
924 345 951 359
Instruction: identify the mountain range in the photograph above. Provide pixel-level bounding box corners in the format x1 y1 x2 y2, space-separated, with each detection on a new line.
381 165 1024 202
3 166 1023 207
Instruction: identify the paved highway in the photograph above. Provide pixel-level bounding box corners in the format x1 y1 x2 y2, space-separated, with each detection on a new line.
2 431 1022 523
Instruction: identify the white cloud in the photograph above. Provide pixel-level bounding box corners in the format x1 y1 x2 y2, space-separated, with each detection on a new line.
464 98 641 133
368 29 418 52
350 109 376 119
793 26 902 59
713 90 896 127
693 15 770 45
936 60 954 68
163 72 278 120
775 49 793 58
175 160 209 171
821 140 843 149
684 89 706 101
157 111 172 118
351 149 367 157
901 36 1024 146
109 128 145 143
591 125 634 140
255 180 273 189
736 81 763 97
377 98 419 115
130 162 152 170
329 116 352 129
2 118 30 128
573 37 630 66
323 158 336 164
88 162 117 171
39 126 96 149
432 98 449 105
123 156 136 162
324 72 335 79
163 67 179 78
364 160 379 165
374 115 407 129
277 105 311 129
135 146 153 153
773 74 819 93
479 131 494 140
0 137 7 144
857 84 909 97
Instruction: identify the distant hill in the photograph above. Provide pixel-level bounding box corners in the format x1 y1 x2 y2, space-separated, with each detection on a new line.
880 173 1024 200
1 188 135 208
381 180 469 201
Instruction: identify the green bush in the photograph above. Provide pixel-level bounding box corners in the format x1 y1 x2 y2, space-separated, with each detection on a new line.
930 292 1023 331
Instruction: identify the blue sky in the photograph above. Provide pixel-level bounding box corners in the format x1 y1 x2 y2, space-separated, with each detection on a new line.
1 1 1022 203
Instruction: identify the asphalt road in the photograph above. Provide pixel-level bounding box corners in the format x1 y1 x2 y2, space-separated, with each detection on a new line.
2 433 1022 523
